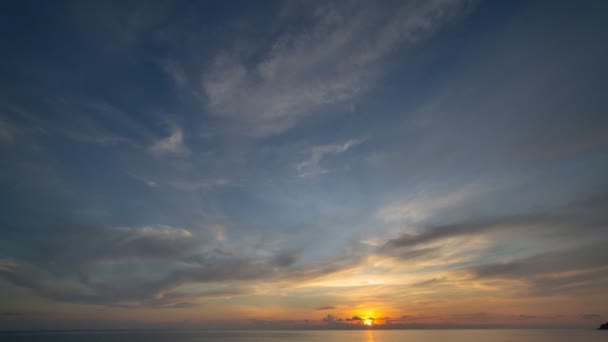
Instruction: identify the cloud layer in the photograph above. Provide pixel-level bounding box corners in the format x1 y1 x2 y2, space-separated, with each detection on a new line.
1 0 608 330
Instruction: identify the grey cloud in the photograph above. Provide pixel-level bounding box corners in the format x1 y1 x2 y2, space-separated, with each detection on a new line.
0 219 366 307
26 224 199 271
462 241 608 296
271 250 300 267
410 277 449 288
275 247 366 283
0 253 273 307
0 217 279 307
582 314 601 320
383 196 608 252
322 314 337 323
468 242 607 280
316 306 336 311
382 246 442 261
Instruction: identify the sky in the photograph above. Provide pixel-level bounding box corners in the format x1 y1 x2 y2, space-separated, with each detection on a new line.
1 0 607 330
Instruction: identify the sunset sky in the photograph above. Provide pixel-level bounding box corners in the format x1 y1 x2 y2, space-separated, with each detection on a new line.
1 0 607 330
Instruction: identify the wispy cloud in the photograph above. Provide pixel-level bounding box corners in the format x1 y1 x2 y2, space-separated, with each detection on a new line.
160 59 188 88
168 178 229 191
375 184 484 222
296 139 364 177
149 125 190 156
0 117 14 142
199 0 470 135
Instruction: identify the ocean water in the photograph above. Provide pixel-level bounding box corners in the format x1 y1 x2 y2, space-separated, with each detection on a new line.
1 330 606 342
0 329 606 342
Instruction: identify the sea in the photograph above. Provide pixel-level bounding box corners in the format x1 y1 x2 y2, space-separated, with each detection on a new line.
0 330 605 342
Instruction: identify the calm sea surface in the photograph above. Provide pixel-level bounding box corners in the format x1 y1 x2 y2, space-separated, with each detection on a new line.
0 330 605 342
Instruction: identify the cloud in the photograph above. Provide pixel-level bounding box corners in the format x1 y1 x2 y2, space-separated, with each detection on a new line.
160 59 188 88
461 241 608 296
375 185 483 222
126 172 159 188
127 172 229 191
118 225 192 238
0 253 269 307
200 0 471 135
10 223 196 273
316 306 336 311
0 117 14 142
322 314 337 323
207 224 225 242
0 256 259 308
6 97 147 146
382 195 608 251
410 277 449 288
400 315 436 321
149 125 190 156
168 178 229 191
0 217 365 308
271 250 300 267
296 139 364 177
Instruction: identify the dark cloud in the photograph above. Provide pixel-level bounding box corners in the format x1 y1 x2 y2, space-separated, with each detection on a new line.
322 314 337 323
381 246 441 261
316 306 336 311
462 241 608 296
400 315 436 321
271 250 300 267
0 216 365 308
0 253 274 307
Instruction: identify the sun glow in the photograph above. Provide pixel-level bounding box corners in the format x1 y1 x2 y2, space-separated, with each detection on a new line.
364 319 374 326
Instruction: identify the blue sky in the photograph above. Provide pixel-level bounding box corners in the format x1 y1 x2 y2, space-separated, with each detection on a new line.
1 0 607 329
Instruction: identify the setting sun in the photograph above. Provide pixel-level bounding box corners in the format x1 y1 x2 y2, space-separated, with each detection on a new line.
364 319 374 326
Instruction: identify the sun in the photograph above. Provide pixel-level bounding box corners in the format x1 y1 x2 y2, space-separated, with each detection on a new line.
364 319 374 326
